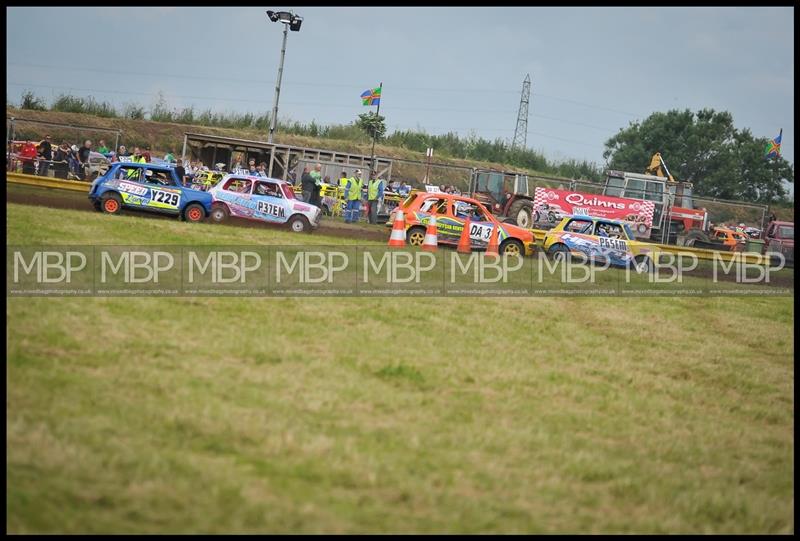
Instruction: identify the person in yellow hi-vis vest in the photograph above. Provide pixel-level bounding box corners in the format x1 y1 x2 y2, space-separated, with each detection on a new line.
344 169 364 224
367 176 385 224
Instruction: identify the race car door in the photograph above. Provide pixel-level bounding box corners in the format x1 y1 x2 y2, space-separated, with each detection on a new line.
218 177 255 218
252 180 290 223
418 197 457 242
592 220 630 265
452 200 496 249
141 167 183 214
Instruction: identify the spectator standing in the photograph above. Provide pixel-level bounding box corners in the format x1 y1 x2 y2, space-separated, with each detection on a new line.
175 159 186 185
367 176 385 224
344 169 364 223
116 145 131 161
257 162 268 177
133 147 147 164
248 159 258 177
309 164 323 206
300 166 315 203
20 141 38 175
77 140 92 180
398 181 411 197
164 150 176 163
53 143 70 179
67 145 81 178
143 146 152 163
97 140 110 155
37 135 53 177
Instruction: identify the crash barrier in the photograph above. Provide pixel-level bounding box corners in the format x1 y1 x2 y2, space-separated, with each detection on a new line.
7 171 91 193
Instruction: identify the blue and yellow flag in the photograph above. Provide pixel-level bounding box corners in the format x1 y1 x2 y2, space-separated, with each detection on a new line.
361 87 381 106
765 129 782 159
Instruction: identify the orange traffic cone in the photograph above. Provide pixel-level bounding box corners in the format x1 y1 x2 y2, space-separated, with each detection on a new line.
457 218 472 254
388 210 406 248
485 224 500 256
422 215 438 252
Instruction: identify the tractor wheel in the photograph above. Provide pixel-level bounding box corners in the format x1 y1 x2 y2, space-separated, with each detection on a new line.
407 226 426 247
100 192 123 215
507 200 534 229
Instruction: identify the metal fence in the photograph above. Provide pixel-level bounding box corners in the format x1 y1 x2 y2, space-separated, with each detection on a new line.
7 116 122 181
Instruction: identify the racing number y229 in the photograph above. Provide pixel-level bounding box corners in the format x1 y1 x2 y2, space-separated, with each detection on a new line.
152 189 180 207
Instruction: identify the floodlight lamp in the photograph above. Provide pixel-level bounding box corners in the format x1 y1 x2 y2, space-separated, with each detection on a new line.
266 10 279 22
289 16 303 31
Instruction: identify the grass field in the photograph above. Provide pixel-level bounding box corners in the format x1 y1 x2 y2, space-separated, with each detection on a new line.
6 203 795 533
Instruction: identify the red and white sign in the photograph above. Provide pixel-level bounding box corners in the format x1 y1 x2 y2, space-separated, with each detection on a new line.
533 187 655 238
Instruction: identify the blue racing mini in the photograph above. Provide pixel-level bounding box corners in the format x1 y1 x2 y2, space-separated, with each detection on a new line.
88 162 213 222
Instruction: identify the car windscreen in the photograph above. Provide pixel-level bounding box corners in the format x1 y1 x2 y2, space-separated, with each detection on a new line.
281 184 296 199
401 193 419 208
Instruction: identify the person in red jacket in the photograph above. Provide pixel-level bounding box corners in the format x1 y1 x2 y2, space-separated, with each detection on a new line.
19 141 38 175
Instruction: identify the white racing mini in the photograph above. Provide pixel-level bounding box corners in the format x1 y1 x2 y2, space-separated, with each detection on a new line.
208 174 322 232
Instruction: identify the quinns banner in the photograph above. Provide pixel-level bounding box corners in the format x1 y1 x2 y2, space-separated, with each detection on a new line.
532 187 655 238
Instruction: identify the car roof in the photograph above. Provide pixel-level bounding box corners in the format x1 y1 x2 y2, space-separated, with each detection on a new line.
220 173 288 184
565 216 627 226
113 161 172 171
418 191 482 205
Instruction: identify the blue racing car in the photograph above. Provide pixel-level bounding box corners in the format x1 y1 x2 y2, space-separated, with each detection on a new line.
88 162 213 222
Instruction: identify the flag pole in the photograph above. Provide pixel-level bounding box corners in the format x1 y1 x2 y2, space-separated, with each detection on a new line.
369 82 383 182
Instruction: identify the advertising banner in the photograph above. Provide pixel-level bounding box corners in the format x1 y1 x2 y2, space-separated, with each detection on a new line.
533 187 655 238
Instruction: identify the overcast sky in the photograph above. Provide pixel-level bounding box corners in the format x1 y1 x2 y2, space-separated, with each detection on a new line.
6 6 794 168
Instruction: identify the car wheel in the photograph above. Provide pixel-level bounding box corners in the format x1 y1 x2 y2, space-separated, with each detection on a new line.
500 239 524 257
184 203 206 223
547 243 570 262
407 226 426 247
100 192 123 215
288 215 311 233
632 255 654 273
210 204 229 223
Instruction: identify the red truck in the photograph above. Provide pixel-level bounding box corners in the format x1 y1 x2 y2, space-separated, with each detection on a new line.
763 221 794 266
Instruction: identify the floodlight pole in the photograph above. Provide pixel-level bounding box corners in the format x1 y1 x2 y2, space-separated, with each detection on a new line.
268 23 289 144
